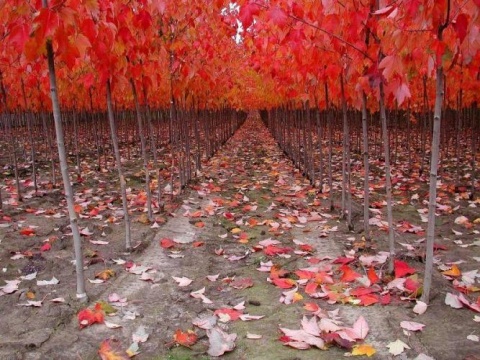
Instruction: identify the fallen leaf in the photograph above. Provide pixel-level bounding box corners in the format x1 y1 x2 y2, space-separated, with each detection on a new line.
174 329 198 347
394 260 416 278
104 321 122 329
246 332 262 339
126 342 140 357
351 343 376 356
207 327 237 356
352 316 369 339
387 339 410 355
37 277 59 286
159 238 175 248
96 269 116 281
413 300 428 315
78 305 104 328
172 276 193 287
192 315 217 330
445 292 463 309
467 334 479 342
98 338 129 360
442 264 461 277
132 325 149 343
400 321 425 332
214 308 242 322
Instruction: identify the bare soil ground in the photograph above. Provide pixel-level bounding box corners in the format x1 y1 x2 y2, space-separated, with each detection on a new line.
1 114 479 360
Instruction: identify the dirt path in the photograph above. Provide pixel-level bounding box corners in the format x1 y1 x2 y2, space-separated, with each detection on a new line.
3 113 479 360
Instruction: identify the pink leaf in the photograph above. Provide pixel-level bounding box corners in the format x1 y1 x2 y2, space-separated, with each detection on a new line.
352 316 369 340
400 321 425 332
207 327 237 356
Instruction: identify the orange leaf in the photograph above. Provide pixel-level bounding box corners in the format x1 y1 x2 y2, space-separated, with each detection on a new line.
174 329 198 347
340 265 361 282
442 264 461 277
303 302 320 312
95 269 115 281
352 343 376 356
272 278 296 289
74 204 83 213
98 339 129 360
367 267 380 284
194 221 205 228
358 294 379 306
270 265 289 279
192 241 204 247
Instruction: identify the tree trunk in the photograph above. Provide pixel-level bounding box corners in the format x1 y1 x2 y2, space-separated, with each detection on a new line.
379 81 395 273
130 78 153 221
43 0 87 301
361 92 370 236
107 81 131 250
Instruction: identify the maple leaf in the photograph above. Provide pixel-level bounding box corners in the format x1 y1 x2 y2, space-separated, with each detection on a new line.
96 269 115 281
340 265 361 282
174 329 198 347
214 308 243 322
452 13 469 43
207 327 237 357
387 339 410 355
442 264 461 277
20 228 35 236
238 2 261 29
272 278 296 289
98 339 129 360
394 260 416 278
268 7 288 26
367 267 380 284
352 344 376 356
159 238 175 248
78 305 104 328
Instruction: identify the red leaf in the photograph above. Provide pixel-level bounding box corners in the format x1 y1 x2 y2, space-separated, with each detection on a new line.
192 241 204 247
214 308 242 321
332 257 355 265
272 278 296 289
40 243 51 252
34 7 59 40
394 260 416 278
268 6 288 26
367 267 380 284
295 270 315 280
78 307 104 328
380 293 391 305
340 265 361 282
305 282 318 295
20 228 35 236
239 2 261 29
304 302 320 312
358 294 379 306
174 329 198 347
350 287 376 297
8 22 30 52
159 238 175 249
264 245 292 256
453 13 469 43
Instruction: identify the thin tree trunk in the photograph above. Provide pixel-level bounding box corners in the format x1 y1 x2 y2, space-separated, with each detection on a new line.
43 0 87 301
107 81 131 250
340 75 352 229
21 79 38 193
326 83 334 211
130 78 153 221
361 92 370 236
379 81 395 273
